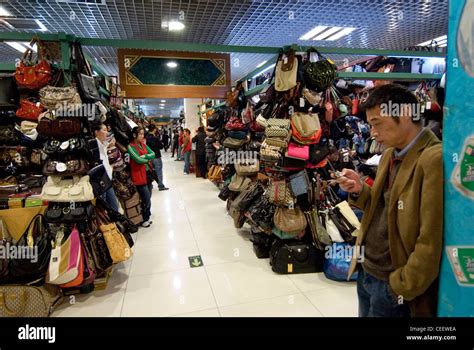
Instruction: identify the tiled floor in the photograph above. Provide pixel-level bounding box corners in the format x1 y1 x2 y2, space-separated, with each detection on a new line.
53 153 358 317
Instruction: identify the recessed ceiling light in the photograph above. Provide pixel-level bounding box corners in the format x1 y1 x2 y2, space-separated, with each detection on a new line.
166 62 178 68
160 106 165 109
256 60 268 68
0 6 12 17
418 35 447 46
299 26 328 40
168 21 185 31
161 100 166 103
313 27 343 41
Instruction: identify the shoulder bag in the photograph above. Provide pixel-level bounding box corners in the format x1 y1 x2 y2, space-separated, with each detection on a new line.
41 175 94 202
14 37 52 90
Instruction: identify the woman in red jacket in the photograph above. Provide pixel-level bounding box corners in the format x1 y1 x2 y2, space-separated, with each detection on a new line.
128 127 155 227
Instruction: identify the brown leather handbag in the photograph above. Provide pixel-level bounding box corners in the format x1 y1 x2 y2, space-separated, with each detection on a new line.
36 114 81 140
43 158 89 176
274 207 308 235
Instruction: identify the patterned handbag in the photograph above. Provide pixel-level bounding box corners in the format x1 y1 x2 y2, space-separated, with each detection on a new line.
266 179 294 207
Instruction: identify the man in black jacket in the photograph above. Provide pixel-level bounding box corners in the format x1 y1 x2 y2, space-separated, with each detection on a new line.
192 126 207 178
146 125 169 190
162 130 170 152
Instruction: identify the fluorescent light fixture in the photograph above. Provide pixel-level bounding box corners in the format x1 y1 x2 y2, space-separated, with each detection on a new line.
161 100 166 103
313 27 343 41
0 6 12 17
160 106 165 109
5 41 36 53
35 19 47 32
299 26 328 40
169 21 185 31
256 60 267 68
166 62 178 68
418 35 447 46
439 44 447 48
325 27 356 41
252 63 276 79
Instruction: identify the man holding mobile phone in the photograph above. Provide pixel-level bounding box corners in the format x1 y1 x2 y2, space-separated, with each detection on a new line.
334 84 443 317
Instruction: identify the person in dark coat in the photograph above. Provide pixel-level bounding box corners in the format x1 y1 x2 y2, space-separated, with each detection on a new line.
192 126 207 178
162 130 170 152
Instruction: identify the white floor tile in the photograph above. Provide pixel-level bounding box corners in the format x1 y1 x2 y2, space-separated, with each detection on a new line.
134 222 196 247
130 241 200 276
205 258 300 307
121 268 217 317
288 272 351 292
219 293 323 317
304 285 358 317
173 308 221 317
197 236 254 266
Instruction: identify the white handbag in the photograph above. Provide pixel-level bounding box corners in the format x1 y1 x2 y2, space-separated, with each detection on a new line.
41 175 94 202
321 210 345 243
336 201 361 232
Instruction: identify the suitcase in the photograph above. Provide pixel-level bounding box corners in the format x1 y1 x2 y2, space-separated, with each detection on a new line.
250 229 274 259
269 239 324 274
121 192 143 226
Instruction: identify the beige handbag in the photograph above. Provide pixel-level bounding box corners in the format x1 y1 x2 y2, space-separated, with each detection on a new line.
266 179 294 207
274 207 307 235
235 160 260 176
228 174 252 192
0 284 63 317
290 112 321 138
41 175 94 202
39 85 82 111
303 88 322 106
223 137 247 149
275 53 298 92
265 136 290 149
335 201 361 232
256 115 268 128
100 222 132 263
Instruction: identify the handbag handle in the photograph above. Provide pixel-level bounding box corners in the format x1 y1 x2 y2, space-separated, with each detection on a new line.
306 47 324 62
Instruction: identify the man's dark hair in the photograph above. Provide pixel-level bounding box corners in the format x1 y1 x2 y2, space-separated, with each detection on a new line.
91 122 105 133
148 124 156 133
198 126 204 133
362 84 421 123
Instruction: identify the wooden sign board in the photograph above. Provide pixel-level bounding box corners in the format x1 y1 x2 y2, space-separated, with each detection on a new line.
118 49 230 99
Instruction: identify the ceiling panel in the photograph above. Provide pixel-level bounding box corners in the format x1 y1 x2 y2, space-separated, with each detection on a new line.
0 0 448 113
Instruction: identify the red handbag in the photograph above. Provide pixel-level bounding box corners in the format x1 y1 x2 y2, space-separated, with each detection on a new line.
14 37 52 90
15 98 44 121
225 116 247 131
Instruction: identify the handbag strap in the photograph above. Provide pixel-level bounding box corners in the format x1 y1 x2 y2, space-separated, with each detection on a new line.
24 213 44 246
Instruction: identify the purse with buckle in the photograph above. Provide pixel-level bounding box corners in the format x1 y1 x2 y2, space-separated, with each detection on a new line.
43 158 89 176
45 202 93 224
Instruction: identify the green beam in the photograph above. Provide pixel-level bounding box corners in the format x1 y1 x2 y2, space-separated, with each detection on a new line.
0 62 16 71
337 72 443 80
0 31 445 58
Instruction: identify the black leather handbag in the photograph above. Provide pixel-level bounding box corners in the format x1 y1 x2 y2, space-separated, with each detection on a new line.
0 108 17 126
72 41 100 102
250 228 275 259
269 239 324 274
45 202 94 224
8 214 51 284
88 164 112 197
0 74 19 107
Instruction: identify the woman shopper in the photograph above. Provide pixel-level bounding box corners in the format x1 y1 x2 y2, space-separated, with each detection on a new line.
146 124 169 191
93 122 120 212
128 126 155 227
171 130 179 158
181 128 192 175
176 128 184 161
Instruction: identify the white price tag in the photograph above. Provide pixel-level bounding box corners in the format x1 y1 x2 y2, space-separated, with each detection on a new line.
283 56 288 65
300 97 305 107
426 101 432 110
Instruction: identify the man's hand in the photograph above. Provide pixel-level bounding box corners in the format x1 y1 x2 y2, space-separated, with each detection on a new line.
332 168 363 193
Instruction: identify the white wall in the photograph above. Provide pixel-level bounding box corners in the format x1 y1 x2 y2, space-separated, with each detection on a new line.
184 98 201 136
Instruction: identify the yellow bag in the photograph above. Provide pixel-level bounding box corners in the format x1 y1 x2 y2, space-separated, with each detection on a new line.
100 223 132 263
275 52 298 92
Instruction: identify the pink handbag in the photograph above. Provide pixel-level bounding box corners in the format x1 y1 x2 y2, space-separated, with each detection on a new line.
286 143 309 160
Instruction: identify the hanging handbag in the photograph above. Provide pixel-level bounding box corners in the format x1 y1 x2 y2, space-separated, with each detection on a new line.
304 207 332 250
286 143 309 160
14 37 52 90
88 164 112 197
99 221 133 264
225 116 247 131
0 284 63 317
81 219 113 273
15 98 44 121
36 115 82 140
47 226 83 285
266 179 294 207
41 175 94 202
43 158 88 176
72 41 100 102
228 174 252 192
319 209 345 243
309 144 330 164
290 112 321 138
0 74 19 107
39 85 82 111
241 102 254 124
235 160 259 177
0 125 15 144
273 207 307 235
289 169 312 202
223 137 247 149
303 48 337 92
45 202 94 224
8 214 51 284
234 182 264 211
270 239 324 274
275 51 298 92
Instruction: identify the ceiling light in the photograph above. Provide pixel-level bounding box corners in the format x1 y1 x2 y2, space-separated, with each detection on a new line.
0 6 11 17
252 64 276 79
160 106 165 109
168 21 185 31
166 62 178 68
35 19 48 32
313 27 343 41
5 42 27 53
418 35 447 46
299 26 328 40
325 27 356 41
161 100 166 103
256 60 267 68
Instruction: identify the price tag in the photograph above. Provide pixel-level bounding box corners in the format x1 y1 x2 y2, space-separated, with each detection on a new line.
289 201 295 210
287 263 293 273
426 101 432 110
283 56 288 65
60 141 70 150
300 97 305 107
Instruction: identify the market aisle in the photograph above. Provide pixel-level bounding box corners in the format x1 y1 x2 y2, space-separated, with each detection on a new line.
54 152 358 317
